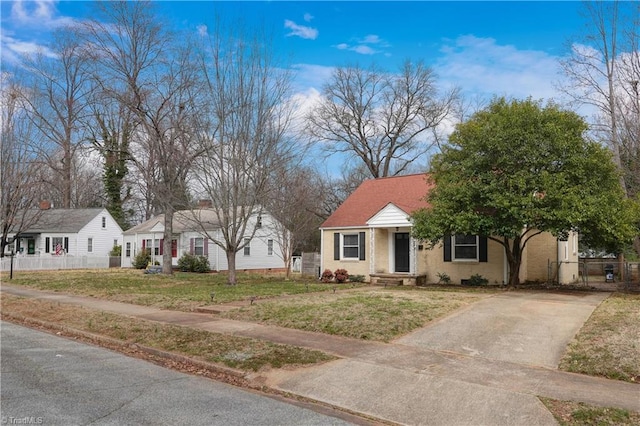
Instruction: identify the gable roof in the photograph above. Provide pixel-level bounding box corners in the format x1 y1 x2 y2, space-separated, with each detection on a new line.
19 208 109 234
123 209 226 235
321 174 433 228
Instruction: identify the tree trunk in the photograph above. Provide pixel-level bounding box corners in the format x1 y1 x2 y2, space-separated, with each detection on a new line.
226 250 237 285
162 209 173 275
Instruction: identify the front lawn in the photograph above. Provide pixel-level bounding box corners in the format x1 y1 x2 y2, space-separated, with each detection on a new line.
1 269 351 311
559 293 640 383
221 288 485 342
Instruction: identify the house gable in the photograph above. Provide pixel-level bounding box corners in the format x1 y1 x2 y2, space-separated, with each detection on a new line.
367 203 412 228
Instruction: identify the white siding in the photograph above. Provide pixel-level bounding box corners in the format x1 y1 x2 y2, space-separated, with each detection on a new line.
76 209 123 256
367 203 412 227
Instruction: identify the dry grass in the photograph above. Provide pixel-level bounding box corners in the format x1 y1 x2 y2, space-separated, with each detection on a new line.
0 294 335 372
221 288 485 342
541 397 640 425
1 269 352 311
559 293 640 383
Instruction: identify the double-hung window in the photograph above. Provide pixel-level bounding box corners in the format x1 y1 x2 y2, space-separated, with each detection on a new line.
194 238 204 256
243 238 251 256
342 234 359 259
87 238 93 253
453 235 478 261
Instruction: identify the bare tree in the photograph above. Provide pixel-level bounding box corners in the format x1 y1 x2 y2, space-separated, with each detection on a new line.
559 0 640 255
306 60 459 178
0 77 45 257
20 29 93 208
265 165 325 277
192 19 295 285
80 1 203 273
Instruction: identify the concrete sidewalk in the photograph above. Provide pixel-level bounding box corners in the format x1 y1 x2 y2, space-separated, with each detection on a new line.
2 285 638 426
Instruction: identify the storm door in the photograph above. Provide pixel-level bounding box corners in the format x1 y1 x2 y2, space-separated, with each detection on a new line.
394 232 410 273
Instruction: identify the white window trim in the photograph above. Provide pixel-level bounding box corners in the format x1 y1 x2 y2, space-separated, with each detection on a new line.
87 237 93 253
194 237 204 256
267 239 273 256
452 235 479 262
243 238 251 256
341 233 360 260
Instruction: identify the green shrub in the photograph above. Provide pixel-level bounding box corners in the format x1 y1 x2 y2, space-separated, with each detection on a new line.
109 245 122 257
334 268 349 283
132 249 151 269
350 274 366 283
468 273 488 286
178 253 210 273
436 272 451 284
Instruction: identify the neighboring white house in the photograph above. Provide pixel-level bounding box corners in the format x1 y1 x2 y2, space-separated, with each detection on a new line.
121 208 287 271
5 205 123 257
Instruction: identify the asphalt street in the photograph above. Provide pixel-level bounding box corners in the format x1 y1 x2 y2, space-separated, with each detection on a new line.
0 321 352 426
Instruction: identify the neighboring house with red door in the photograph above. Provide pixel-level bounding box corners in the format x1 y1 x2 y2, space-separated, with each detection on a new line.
4 203 123 258
121 207 286 272
320 174 579 285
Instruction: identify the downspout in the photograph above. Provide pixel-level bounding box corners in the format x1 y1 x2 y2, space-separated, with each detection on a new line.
319 229 324 279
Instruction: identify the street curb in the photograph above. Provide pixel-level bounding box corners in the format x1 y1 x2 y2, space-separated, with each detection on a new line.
0 313 391 425
0 312 247 379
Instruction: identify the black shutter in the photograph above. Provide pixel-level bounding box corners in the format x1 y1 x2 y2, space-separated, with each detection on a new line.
359 232 366 260
334 233 340 260
45 237 50 253
443 235 452 262
479 236 488 262
64 237 69 253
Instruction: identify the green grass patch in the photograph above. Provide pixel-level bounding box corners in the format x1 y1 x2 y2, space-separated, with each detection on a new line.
221 289 483 342
559 293 640 383
541 397 640 425
2 269 351 311
1 294 335 372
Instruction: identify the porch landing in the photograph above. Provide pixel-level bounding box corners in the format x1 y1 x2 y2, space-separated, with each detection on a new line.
370 273 427 287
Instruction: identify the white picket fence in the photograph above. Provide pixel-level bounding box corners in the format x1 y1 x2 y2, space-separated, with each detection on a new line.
1 255 113 272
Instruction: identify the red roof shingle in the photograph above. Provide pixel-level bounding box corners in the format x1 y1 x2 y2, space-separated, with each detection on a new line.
320 173 433 228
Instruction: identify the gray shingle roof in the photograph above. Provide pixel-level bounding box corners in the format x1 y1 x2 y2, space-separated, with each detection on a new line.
19 208 106 233
123 209 223 235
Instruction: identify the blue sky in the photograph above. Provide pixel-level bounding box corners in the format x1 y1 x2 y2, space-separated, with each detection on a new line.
2 0 587 105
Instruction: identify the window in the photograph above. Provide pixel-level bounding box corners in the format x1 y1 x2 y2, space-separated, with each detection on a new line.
87 238 93 253
52 237 64 255
453 235 478 260
125 242 131 257
333 232 365 261
342 234 359 259
145 239 161 256
243 238 251 256
101 217 106 228
267 239 273 256
113 239 118 247
194 238 204 256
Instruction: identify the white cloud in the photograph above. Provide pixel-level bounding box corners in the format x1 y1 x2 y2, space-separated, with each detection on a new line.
335 33 389 56
1 33 58 65
352 45 377 55
9 0 74 28
303 13 314 22
435 35 564 102
284 20 318 40
197 25 208 37
291 63 335 91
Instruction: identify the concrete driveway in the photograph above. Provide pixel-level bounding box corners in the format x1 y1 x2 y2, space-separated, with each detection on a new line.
264 291 611 426
396 291 610 368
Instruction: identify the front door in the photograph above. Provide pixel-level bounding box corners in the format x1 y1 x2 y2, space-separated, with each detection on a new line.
394 232 410 273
